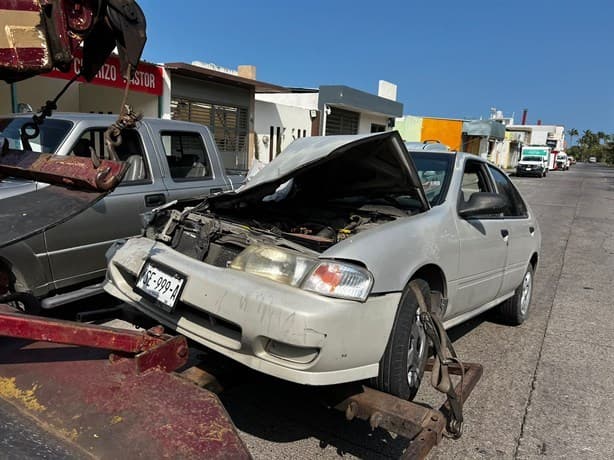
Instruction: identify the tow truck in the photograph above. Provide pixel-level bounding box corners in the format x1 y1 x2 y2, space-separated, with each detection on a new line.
0 2 482 458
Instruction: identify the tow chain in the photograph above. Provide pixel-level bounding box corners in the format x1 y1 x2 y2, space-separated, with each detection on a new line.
409 283 465 439
101 64 143 166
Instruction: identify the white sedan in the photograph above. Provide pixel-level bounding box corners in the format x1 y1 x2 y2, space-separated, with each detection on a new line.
105 132 540 400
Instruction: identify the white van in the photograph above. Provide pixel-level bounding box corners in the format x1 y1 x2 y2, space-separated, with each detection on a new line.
556 153 569 171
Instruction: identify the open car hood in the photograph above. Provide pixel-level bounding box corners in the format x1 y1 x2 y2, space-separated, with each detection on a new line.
210 131 430 211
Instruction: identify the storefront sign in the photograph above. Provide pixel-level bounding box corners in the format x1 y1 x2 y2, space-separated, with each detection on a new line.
44 51 163 96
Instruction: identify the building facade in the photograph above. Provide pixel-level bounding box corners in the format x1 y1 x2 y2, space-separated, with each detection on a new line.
255 82 403 164
0 51 164 117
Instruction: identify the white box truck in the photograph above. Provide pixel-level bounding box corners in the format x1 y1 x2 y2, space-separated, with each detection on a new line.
516 146 552 177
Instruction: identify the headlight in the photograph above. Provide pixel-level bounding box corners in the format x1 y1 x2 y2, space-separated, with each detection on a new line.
230 245 316 286
230 245 373 302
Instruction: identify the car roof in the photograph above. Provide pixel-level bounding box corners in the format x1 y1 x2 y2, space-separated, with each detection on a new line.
4 112 212 131
404 141 452 153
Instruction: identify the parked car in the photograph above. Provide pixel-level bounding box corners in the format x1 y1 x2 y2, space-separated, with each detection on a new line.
0 113 242 311
589 156 597 163
104 132 541 400
568 156 576 165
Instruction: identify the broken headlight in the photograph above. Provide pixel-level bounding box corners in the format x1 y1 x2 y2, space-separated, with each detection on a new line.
230 245 373 302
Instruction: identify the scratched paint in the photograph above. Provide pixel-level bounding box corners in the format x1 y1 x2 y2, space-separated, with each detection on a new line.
0 377 46 412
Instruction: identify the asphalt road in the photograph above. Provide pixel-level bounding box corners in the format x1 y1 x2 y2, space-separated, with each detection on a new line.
0 397 85 460
1 162 613 459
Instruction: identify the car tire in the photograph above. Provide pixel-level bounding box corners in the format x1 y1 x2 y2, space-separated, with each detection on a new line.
498 264 534 325
0 268 41 315
371 279 430 400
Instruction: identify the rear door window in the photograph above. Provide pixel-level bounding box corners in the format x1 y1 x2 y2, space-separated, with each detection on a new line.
160 131 213 181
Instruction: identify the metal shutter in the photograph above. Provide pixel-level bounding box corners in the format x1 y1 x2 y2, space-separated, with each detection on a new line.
326 107 359 135
171 98 249 170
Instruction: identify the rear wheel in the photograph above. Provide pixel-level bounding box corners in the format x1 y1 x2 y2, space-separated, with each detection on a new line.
499 264 533 325
371 279 430 400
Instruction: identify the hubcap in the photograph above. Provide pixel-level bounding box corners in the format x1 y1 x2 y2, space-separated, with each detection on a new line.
520 271 532 315
407 313 427 388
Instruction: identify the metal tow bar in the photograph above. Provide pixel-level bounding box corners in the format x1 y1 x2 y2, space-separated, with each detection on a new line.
333 359 482 459
0 305 188 373
0 304 251 459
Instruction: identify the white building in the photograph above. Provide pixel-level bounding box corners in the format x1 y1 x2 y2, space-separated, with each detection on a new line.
254 81 403 163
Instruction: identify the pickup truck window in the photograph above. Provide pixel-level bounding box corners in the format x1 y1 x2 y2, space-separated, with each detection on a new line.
161 131 212 181
70 128 149 183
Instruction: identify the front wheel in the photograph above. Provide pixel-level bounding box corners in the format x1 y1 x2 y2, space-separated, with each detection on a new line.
498 264 534 325
0 269 41 314
371 279 430 400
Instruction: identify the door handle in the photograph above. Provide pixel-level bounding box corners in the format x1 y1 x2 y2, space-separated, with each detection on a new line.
210 187 223 195
145 193 166 207
500 229 509 240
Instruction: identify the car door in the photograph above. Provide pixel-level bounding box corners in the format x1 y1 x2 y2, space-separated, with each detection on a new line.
144 123 231 202
487 165 535 297
44 124 167 289
454 159 509 314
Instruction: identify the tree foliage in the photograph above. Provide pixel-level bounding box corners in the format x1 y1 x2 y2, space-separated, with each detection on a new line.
571 129 614 163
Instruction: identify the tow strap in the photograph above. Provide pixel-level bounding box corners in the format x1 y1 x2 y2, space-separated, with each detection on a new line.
409 283 465 438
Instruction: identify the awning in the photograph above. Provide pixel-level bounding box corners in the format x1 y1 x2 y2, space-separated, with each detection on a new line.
462 120 505 140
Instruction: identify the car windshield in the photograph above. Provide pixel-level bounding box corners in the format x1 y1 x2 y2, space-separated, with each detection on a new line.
0 118 73 153
409 152 454 206
522 156 543 162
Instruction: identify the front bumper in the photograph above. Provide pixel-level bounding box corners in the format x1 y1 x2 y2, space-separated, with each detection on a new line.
516 166 543 176
104 237 401 386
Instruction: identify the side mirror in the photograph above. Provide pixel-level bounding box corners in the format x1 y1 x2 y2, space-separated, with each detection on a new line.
459 192 508 218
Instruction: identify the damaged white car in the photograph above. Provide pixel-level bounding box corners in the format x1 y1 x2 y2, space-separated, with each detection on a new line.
104 132 540 400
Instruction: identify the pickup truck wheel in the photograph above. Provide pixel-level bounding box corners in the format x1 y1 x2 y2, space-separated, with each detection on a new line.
371 279 430 400
498 264 534 325
0 270 41 314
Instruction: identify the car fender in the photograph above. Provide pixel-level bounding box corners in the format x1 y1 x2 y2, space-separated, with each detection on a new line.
0 238 52 296
321 205 459 295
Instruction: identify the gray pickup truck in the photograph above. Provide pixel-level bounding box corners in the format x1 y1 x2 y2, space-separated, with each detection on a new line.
0 113 241 311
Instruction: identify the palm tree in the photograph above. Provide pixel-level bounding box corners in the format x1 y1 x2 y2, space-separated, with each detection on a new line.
597 131 606 144
581 129 598 148
567 128 578 147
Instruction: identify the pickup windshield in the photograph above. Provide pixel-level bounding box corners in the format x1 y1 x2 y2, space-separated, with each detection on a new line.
522 156 544 162
0 118 73 153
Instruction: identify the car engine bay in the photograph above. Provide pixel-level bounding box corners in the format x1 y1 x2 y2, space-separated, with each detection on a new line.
147 199 413 268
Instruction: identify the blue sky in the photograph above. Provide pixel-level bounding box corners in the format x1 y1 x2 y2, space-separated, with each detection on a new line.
141 0 613 134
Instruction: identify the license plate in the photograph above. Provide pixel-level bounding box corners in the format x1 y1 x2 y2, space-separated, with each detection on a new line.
135 261 186 312
526 166 532 170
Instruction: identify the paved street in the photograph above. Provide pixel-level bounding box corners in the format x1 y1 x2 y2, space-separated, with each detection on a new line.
1 162 613 459
0 398 85 460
